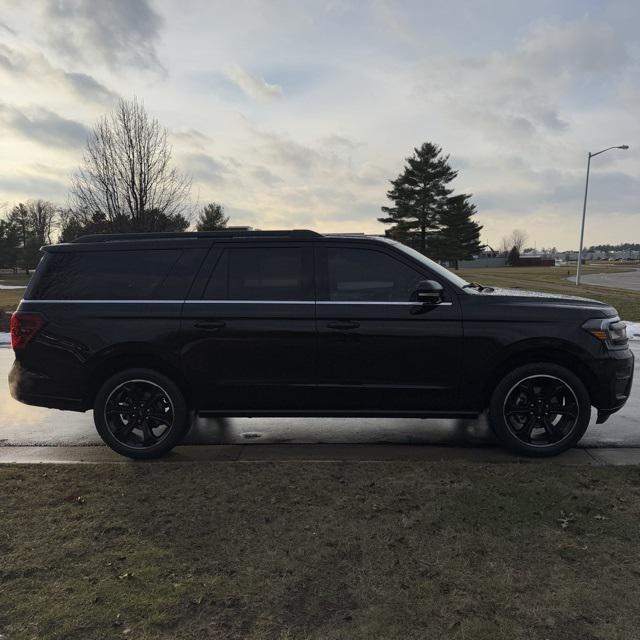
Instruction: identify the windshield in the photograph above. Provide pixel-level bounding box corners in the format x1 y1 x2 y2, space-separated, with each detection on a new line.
380 238 470 289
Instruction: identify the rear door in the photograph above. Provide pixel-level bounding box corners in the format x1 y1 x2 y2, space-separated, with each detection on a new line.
315 242 463 412
180 242 316 411
19 243 202 406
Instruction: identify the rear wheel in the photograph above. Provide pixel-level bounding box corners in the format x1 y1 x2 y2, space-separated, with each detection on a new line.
94 368 189 459
489 363 591 457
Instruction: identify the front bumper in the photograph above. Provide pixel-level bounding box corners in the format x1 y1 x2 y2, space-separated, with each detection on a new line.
590 347 634 421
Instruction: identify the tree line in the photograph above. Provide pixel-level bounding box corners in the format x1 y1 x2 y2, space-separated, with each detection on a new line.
587 242 640 252
1 97 489 272
0 199 229 273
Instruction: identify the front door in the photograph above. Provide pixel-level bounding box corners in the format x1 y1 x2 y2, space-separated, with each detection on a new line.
315 244 463 412
180 243 316 411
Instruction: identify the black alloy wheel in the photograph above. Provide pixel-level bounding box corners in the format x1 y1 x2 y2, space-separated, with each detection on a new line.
489 362 591 457
94 368 189 459
104 379 175 449
502 374 579 447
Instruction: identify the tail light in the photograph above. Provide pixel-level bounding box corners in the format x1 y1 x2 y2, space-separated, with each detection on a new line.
10 312 46 350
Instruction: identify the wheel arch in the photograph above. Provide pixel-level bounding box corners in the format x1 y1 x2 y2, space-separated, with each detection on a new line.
83 345 192 410
482 342 597 409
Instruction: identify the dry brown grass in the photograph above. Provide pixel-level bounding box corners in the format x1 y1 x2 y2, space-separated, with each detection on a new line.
2 461 640 639
457 264 640 320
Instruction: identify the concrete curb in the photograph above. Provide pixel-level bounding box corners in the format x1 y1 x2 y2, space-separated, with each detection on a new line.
2 444 640 465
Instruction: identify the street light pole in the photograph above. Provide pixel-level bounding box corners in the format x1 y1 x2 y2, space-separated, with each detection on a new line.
576 153 592 286
575 145 629 285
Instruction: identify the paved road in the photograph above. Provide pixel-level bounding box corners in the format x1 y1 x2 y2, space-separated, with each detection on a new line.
1 343 638 449
568 268 640 291
4 444 640 466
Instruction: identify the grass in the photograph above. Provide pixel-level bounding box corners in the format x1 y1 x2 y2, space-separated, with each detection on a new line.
2 461 640 639
0 273 29 330
0 273 32 287
457 264 640 320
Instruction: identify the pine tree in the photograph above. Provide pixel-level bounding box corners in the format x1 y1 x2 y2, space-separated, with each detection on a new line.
379 142 457 253
196 202 229 231
429 194 484 267
0 219 20 272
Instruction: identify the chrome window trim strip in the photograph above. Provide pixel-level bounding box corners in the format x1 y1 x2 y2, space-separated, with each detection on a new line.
20 299 185 304
184 300 315 305
21 299 452 306
317 301 453 306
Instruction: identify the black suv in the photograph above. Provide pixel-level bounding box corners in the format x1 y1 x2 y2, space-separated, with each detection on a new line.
9 230 634 459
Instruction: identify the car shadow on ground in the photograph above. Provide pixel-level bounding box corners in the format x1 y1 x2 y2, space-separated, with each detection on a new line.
182 414 496 447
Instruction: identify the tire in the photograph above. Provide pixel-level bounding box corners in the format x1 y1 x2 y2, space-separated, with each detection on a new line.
489 362 591 457
94 368 189 459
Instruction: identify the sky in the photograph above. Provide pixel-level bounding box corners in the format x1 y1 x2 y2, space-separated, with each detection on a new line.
0 0 639 250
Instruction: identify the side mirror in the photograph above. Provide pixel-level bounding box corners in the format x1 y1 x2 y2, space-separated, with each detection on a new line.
415 279 444 304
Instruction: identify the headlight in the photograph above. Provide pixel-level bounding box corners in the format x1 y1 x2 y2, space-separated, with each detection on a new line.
583 317 628 348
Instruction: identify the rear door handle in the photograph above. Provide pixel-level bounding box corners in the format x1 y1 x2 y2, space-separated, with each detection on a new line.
326 320 360 330
193 320 226 331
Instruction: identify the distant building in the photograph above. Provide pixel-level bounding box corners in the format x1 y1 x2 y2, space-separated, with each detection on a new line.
458 256 507 268
513 256 555 267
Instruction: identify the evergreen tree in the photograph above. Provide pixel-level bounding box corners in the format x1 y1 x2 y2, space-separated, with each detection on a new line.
0 219 20 272
196 202 229 231
59 207 189 241
6 201 58 272
429 194 483 267
379 142 457 253
507 245 520 266
58 208 109 242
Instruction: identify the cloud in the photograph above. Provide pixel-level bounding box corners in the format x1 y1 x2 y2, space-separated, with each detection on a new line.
226 65 283 101
0 44 118 105
416 19 628 140
0 21 16 36
0 173 68 199
64 72 118 105
255 130 321 173
251 166 283 187
182 152 230 185
171 128 213 151
40 0 165 72
322 134 364 151
0 104 89 148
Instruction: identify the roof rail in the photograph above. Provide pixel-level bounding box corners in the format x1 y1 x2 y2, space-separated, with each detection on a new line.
70 230 322 243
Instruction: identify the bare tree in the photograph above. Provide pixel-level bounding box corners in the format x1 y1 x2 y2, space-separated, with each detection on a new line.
499 229 529 255
510 229 528 253
27 200 58 245
70 97 192 231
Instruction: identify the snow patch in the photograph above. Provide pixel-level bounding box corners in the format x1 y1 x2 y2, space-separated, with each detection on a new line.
0 332 11 346
0 284 25 289
625 321 640 341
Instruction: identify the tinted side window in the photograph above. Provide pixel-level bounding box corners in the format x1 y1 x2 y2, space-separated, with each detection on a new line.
204 247 311 300
326 247 423 302
32 249 182 300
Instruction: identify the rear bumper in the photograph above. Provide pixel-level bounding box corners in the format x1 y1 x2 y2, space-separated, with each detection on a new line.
9 360 84 412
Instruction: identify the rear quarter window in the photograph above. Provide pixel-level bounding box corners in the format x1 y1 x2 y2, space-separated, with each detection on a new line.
30 249 182 300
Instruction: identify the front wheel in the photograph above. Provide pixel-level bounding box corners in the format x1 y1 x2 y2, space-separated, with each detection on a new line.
489 363 591 457
94 368 189 459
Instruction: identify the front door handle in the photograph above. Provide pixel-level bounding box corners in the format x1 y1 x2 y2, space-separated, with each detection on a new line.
193 320 226 331
326 320 360 330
